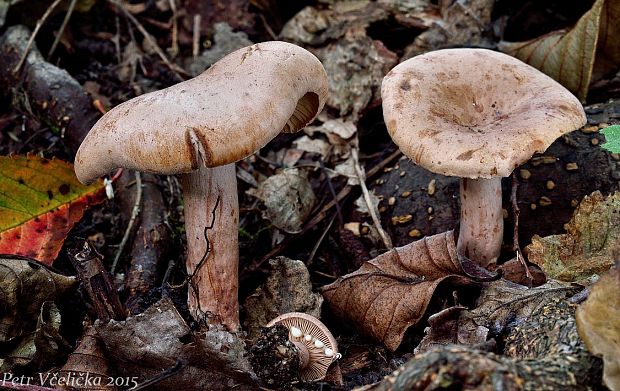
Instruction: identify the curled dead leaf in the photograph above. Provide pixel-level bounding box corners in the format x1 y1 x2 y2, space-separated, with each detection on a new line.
251 168 317 234
59 326 116 391
0 256 76 343
499 0 620 101
321 230 482 351
95 297 256 391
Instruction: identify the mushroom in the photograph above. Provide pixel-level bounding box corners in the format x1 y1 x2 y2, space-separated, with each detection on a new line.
74 42 328 331
381 48 586 267
267 312 340 381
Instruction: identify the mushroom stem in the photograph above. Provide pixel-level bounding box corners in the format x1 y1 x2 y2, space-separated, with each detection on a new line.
179 163 239 331
292 341 310 369
457 177 503 268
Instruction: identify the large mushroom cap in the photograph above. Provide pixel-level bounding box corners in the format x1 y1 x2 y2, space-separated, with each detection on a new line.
381 48 586 179
75 41 328 184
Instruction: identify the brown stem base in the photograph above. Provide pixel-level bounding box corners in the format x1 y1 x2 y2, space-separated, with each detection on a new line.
180 164 239 331
457 177 503 268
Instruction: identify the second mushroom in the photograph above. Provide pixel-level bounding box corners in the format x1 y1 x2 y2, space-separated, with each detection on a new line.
74 42 328 331
381 48 586 268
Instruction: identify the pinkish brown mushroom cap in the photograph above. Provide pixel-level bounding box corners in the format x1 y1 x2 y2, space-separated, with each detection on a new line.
74 41 328 184
267 312 339 382
381 48 586 179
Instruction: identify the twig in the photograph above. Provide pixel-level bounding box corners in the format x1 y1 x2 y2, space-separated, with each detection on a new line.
192 14 201 59
113 14 122 64
307 213 337 264
318 158 343 226
107 0 188 81
351 145 392 249
511 174 532 285
112 171 143 273
13 0 63 73
259 13 277 40
68 241 126 322
47 0 78 59
167 0 179 58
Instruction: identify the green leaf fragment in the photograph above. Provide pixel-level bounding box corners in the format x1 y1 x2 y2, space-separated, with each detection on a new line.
600 125 620 153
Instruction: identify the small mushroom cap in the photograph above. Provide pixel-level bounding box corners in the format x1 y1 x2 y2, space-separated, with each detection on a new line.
75 41 328 184
267 312 339 381
382 48 586 179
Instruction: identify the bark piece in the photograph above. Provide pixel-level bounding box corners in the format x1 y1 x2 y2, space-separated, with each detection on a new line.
403 0 495 59
251 168 317 234
68 241 126 322
315 27 397 120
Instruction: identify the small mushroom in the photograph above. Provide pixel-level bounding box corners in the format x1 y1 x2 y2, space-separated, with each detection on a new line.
74 42 328 331
382 48 586 267
267 312 340 382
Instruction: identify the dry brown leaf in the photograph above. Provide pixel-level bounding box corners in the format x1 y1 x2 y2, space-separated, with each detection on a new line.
280 4 388 46
95 297 256 391
321 230 483 351
250 168 317 234
499 0 620 102
526 191 620 282
0 301 72 373
0 256 76 343
576 265 620 391
413 306 486 355
58 326 116 390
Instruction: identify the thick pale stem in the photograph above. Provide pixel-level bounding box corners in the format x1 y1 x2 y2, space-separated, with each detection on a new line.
457 177 503 268
180 164 239 331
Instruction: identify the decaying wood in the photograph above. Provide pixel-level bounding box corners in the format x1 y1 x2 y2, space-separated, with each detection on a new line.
116 171 172 314
68 241 126 322
360 297 602 391
0 25 101 156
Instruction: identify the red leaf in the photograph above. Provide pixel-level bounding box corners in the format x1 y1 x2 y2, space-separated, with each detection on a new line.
0 155 106 265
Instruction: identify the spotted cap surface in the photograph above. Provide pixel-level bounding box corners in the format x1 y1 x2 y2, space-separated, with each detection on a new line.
74 41 328 184
381 48 586 179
